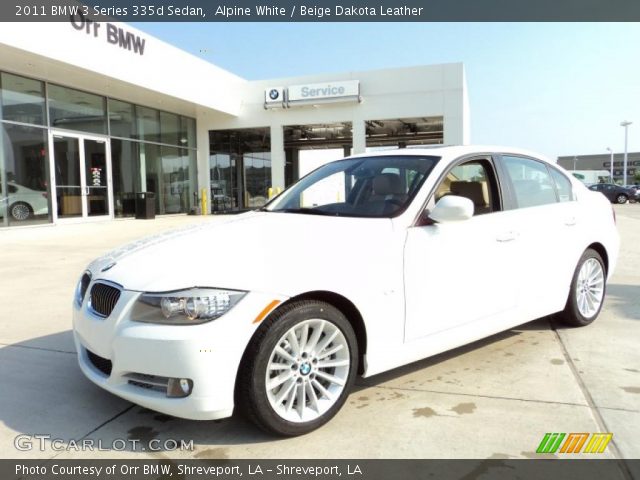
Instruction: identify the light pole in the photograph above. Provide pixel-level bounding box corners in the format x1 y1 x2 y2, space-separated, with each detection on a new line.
621 121 632 186
606 147 613 183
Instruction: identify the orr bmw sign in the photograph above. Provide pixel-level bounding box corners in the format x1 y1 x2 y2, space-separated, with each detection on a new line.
265 80 360 109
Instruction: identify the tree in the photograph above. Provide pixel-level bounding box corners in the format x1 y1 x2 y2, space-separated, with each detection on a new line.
635 171 640 184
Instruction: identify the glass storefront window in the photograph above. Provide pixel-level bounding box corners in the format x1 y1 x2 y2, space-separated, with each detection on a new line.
108 99 136 139
210 153 236 211
138 142 161 214
111 139 140 217
0 123 51 226
136 106 160 143
181 116 196 148
160 111 180 147
0 72 46 126
210 128 271 211
161 146 190 214
244 153 271 208
1 70 198 226
48 84 107 134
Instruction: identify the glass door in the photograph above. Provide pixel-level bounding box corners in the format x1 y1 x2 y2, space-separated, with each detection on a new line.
52 136 82 219
50 132 112 221
84 139 110 216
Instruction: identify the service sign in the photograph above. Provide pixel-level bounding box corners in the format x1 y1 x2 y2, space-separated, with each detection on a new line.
288 80 360 104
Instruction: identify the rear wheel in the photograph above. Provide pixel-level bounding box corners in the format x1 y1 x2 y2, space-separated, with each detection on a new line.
557 249 606 327
238 300 357 436
616 194 628 204
9 202 32 221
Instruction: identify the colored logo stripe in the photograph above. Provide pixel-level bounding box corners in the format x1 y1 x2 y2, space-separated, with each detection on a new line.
560 433 589 453
536 433 566 453
584 433 613 453
537 433 613 454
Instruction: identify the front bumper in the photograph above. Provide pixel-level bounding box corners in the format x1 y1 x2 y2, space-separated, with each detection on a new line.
73 282 287 420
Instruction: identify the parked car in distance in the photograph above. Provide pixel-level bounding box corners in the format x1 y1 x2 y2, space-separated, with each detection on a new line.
623 185 639 202
73 146 619 436
588 183 635 204
0 181 49 221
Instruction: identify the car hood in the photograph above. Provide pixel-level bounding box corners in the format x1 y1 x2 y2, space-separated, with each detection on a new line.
88 212 397 294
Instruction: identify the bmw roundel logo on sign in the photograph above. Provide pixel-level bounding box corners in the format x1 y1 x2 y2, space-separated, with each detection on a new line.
269 89 279 100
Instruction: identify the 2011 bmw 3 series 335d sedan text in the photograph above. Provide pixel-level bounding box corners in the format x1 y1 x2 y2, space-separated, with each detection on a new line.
73 146 619 436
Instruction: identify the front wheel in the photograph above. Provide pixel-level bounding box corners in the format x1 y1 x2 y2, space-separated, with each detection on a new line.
557 249 606 327
237 300 358 436
616 194 628 204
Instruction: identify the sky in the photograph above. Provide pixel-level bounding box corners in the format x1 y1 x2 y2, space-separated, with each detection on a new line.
132 22 640 159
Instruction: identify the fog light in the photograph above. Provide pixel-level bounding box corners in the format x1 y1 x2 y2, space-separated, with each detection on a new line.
167 378 193 398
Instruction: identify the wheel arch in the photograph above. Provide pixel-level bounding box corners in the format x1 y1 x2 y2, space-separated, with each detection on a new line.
586 242 609 274
287 290 367 374
235 290 368 393
233 290 368 418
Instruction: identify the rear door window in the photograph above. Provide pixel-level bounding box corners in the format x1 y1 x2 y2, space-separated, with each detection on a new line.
548 168 573 202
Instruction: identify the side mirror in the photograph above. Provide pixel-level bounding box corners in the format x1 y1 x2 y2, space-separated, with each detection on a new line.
428 195 474 223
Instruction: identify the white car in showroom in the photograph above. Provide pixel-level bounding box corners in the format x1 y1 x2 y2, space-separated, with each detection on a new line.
73 146 619 436
0 181 49 221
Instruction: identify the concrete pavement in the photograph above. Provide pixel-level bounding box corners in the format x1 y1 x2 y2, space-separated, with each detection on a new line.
0 207 638 462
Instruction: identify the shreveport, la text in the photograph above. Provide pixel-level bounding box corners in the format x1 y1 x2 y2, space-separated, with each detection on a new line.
178 464 363 476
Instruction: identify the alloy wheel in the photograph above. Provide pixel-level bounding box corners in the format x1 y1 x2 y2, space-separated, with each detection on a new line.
575 257 605 318
11 203 30 221
265 319 350 423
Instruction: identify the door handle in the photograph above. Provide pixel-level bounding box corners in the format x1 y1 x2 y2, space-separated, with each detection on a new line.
496 231 518 242
564 217 577 226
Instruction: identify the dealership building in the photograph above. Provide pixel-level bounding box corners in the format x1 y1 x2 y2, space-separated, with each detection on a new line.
557 153 640 184
0 21 469 228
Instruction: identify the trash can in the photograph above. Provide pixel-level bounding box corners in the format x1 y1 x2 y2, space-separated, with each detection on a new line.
135 192 156 219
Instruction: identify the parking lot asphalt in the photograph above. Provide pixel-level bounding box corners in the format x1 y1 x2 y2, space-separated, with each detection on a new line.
0 207 638 464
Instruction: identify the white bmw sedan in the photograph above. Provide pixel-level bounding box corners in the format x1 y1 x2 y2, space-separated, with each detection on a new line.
73 146 619 436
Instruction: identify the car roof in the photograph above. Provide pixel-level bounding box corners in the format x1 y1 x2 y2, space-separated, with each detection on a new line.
347 145 554 164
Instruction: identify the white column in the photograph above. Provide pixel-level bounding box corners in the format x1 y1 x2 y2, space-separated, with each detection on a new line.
270 125 285 190
352 119 366 154
196 114 210 213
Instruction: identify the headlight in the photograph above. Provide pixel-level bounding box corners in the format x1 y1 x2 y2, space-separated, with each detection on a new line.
74 271 92 307
131 288 247 325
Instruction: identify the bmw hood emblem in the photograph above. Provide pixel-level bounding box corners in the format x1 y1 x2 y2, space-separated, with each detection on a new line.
101 261 117 272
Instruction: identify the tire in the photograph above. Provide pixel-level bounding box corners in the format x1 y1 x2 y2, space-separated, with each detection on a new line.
237 300 358 436
9 201 32 221
557 249 606 327
616 194 628 204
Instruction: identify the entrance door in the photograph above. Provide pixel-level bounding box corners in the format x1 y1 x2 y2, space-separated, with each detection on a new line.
50 132 112 221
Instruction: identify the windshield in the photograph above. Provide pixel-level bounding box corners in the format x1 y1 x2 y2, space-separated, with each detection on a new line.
266 155 440 218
